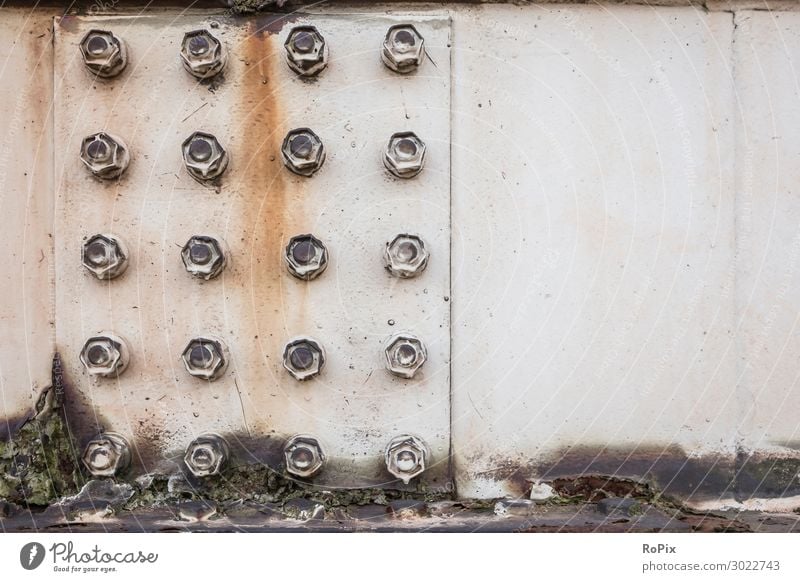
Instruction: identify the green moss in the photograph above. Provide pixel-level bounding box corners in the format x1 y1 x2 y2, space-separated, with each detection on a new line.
122 464 454 514
0 389 82 506
229 0 285 15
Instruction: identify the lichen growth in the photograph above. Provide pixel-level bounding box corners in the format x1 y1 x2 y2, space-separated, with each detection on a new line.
0 384 82 506
229 0 287 15
123 463 453 515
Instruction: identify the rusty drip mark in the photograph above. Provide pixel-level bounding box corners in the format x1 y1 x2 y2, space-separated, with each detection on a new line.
233 20 313 434
239 22 291 322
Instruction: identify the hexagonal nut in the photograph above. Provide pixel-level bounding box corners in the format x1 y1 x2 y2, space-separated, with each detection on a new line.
383 131 426 179
284 26 328 77
385 434 428 484
281 128 326 177
82 432 131 477
181 336 229 381
82 234 129 280
384 234 429 279
282 337 325 381
184 433 230 478
284 434 325 478
180 29 227 79
80 132 130 179
181 235 228 280
79 29 128 78
381 24 425 74
384 333 427 379
284 234 328 280
79 332 130 378
181 131 229 182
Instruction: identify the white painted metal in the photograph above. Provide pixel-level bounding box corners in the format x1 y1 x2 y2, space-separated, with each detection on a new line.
53 13 451 487
450 4 738 502
1 2 799 508
0 10 56 427
734 11 800 463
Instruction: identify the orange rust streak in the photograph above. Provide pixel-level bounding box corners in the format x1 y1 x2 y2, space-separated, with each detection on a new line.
237 23 307 408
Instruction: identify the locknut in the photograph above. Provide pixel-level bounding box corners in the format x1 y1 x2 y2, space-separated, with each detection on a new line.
79 29 128 78
181 235 227 280
184 433 230 478
384 234 429 278
284 434 325 478
80 132 130 179
282 337 325 381
385 434 428 484
82 234 129 280
284 234 328 280
383 131 426 179
181 131 229 182
82 433 131 477
181 336 229 381
284 26 328 77
180 29 227 79
80 332 130 378
384 333 427 379
381 24 425 74
281 128 325 177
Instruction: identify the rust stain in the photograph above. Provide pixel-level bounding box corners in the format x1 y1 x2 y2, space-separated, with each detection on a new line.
477 445 738 503
236 21 307 419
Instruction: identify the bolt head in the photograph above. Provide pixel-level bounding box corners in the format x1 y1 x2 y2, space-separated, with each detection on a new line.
284 234 328 280
385 435 428 484
79 30 128 78
81 432 131 477
181 336 229 381
284 26 328 77
80 132 130 179
381 24 425 74
384 234 429 278
284 434 325 478
184 434 230 478
383 131 426 179
180 30 227 79
181 131 229 182
82 234 129 280
384 333 427 379
281 128 326 177
79 333 130 377
282 337 325 381
181 235 227 280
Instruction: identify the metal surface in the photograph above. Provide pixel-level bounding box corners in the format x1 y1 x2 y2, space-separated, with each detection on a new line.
181 131 230 182
80 132 130 179
0 11 55 433
2 2 800 527
79 29 128 78
81 432 131 477
82 233 130 280
53 12 451 488
79 332 131 377
733 10 800 506
181 336 230 381
384 234 429 278
184 433 230 477
284 25 328 77
283 434 326 478
180 29 227 80
450 4 738 505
